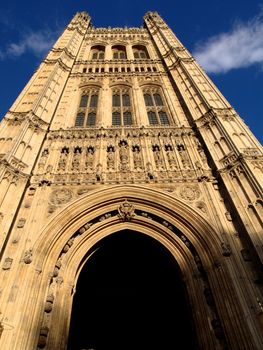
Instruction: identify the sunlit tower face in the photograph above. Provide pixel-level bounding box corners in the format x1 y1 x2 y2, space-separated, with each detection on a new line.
0 10 262 350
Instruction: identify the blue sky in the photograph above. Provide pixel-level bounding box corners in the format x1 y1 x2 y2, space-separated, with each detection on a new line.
0 0 262 144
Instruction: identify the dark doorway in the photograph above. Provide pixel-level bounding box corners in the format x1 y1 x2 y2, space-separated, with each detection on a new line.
67 230 198 350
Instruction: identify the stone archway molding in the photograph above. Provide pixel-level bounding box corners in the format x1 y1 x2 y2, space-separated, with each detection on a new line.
15 185 254 349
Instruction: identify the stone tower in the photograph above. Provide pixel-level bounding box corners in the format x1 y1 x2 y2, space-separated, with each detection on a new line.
0 11 262 350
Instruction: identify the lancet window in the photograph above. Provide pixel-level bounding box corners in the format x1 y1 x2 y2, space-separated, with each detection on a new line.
112 87 133 126
75 88 99 127
112 45 127 59
90 45 105 60
143 88 170 125
132 45 149 59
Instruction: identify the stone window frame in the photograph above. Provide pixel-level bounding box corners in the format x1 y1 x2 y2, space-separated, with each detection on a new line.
75 88 100 127
111 87 134 126
132 45 150 59
90 45 105 60
112 45 127 60
143 87 170 126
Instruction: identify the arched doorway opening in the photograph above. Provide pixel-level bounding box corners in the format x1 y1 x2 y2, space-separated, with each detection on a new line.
67 230 198 350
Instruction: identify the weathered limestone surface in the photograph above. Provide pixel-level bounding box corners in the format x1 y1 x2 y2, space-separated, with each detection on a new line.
0 11 262 350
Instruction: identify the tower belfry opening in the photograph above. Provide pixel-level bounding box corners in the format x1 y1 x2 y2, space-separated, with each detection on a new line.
67 230 198 350
0 9 262 350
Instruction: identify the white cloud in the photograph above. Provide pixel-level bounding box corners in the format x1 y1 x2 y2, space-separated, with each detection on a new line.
0 29 59 60
193 13 263 74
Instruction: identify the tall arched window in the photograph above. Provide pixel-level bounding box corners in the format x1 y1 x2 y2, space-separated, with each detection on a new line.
80 95 88 107
132 45 149 59
144 94 153 106
147 111 158 125
143 88 170 125
112 87 133 126
87 112 96 126
153 93 163 106
112 112 121 126
112 45 127 59
90 95 98 108
123 112 132 126
75 88 99 127
75 113 85 127
90 45 105 60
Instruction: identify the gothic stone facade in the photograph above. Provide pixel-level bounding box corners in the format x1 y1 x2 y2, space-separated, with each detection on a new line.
0 11 263 349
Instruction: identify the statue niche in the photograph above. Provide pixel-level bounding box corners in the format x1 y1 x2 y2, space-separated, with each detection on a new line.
132 145 143 169
119 140 129 171
152 144 163 169
85 146 95 169
107 145 115 170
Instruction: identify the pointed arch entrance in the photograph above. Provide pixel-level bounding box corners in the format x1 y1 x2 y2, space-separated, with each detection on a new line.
67 229 198 350
16 185 254 350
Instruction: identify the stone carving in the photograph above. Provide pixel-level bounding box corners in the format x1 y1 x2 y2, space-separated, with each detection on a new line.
3 171 15 183
77 188 90 195
132 145 143 169
38 149 49 170
118 199 135 221
141 212 152 219
152 145 163 168
107 146 115 169
95 163 103 181
85 147 94 168
53 257 62 277
119 140 129 171
10 157 27 172
178 147 191 169
251 160 263 171
44 294 54 313
243 148 261 157
165 145 177 168
72 147 82 170
49 188 73 206
62 238 74 253
78 223 92 234
2 258 13 270
37 326 49 349
146 162 156 180
162 220 173 230
180 234 191 247
236 165 244 175
99 213 112 221
221 242 232 257
180 185 200 201
198 147 209 169
17 218 26 228
241 248 252 261
48 205 56 214
195 201 207 214
57 147 69 171
46 165 53 173
28 187 36 196
225 211 232 221
58 154 67 171
23 249 33 264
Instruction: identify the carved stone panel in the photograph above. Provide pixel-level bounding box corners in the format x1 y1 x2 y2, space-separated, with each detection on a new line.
49 188 73 206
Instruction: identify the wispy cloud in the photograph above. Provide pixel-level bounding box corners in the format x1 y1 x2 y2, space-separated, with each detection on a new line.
0 29 59 60
193 13 263 74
